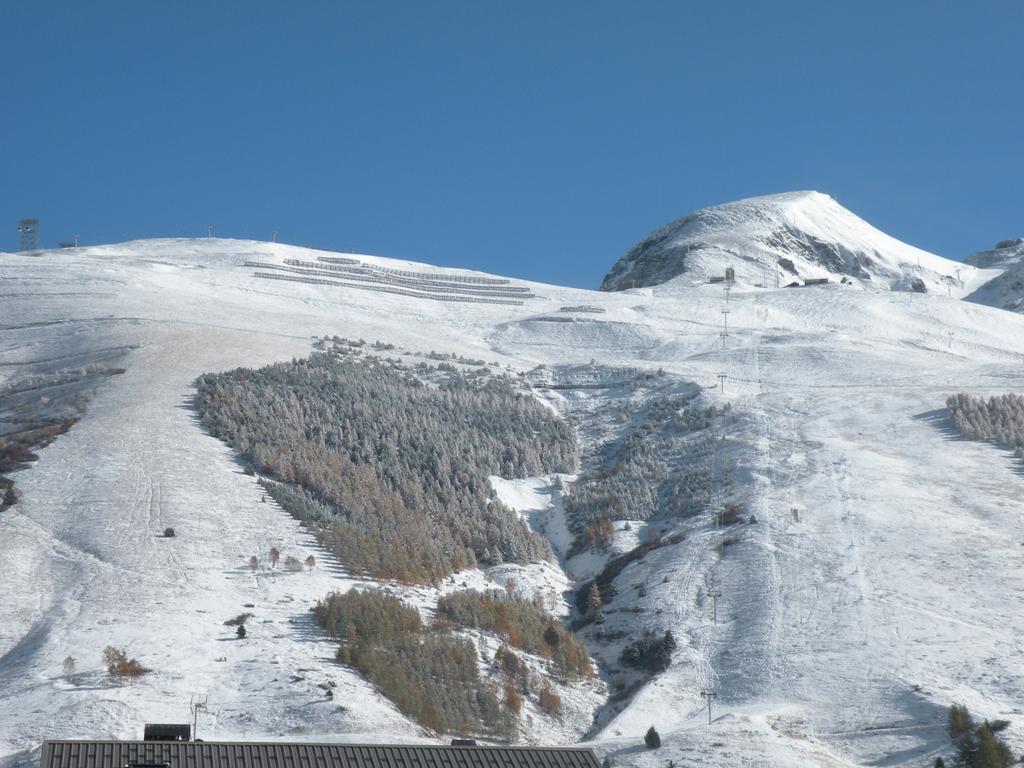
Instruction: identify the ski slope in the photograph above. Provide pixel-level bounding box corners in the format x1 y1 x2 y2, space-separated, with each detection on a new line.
3 235 1024 768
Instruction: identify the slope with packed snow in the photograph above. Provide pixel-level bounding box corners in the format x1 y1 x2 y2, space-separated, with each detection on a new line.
3 231 1024 768
601 191 995 296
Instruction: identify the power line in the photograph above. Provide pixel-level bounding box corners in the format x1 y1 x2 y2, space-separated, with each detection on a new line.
700 690 718 725
709 589 722 624
190 693 209 739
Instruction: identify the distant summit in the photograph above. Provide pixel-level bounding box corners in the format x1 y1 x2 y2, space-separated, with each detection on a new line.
966 237 1024 269
965 237 1024 312
601 191 969 293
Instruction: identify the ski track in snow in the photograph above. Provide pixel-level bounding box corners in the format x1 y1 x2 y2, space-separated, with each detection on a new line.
3 239 1024 767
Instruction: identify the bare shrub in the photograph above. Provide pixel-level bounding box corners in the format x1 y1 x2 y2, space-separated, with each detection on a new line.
103 646 148 684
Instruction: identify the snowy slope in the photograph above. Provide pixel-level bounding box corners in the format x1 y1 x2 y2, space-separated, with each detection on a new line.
601 191 995 295
965 237 1024 312
3 235 1024 768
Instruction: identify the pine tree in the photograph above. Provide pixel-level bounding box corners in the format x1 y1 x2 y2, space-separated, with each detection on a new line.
975 724 1013 768
644 726 661 749
948 703 975 741
586 583 603 613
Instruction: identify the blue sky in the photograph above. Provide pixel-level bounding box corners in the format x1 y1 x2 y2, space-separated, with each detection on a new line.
3 1 1022 287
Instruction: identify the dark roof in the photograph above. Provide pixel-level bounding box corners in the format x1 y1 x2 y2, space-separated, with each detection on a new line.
142 725 191 742
39 742 602 768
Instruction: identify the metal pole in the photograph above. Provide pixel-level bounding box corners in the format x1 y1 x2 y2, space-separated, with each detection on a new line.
700 690 717 725
710 591 722 624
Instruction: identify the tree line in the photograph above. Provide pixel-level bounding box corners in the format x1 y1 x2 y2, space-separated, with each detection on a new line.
565 392 726 553
436 588 592 680
316 588 517 739
947 393 1024 461
195 352 577 583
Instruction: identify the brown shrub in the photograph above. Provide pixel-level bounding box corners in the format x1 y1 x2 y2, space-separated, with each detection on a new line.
504 682 522 715
538 680 562 718
102 645 148 684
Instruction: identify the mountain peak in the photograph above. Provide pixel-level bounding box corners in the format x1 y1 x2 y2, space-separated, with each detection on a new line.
600 191 964 293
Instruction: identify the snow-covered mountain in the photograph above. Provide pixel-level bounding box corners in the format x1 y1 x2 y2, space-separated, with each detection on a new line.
601 191 994 295
964 237 1024 312
3 224 1024 768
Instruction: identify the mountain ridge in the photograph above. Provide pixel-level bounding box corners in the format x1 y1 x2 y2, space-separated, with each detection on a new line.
600 191 986 296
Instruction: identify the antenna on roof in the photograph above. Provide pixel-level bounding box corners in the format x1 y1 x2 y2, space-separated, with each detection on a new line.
189 694 209 740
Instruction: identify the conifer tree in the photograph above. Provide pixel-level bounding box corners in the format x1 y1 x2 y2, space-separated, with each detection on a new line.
644 726 661 749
